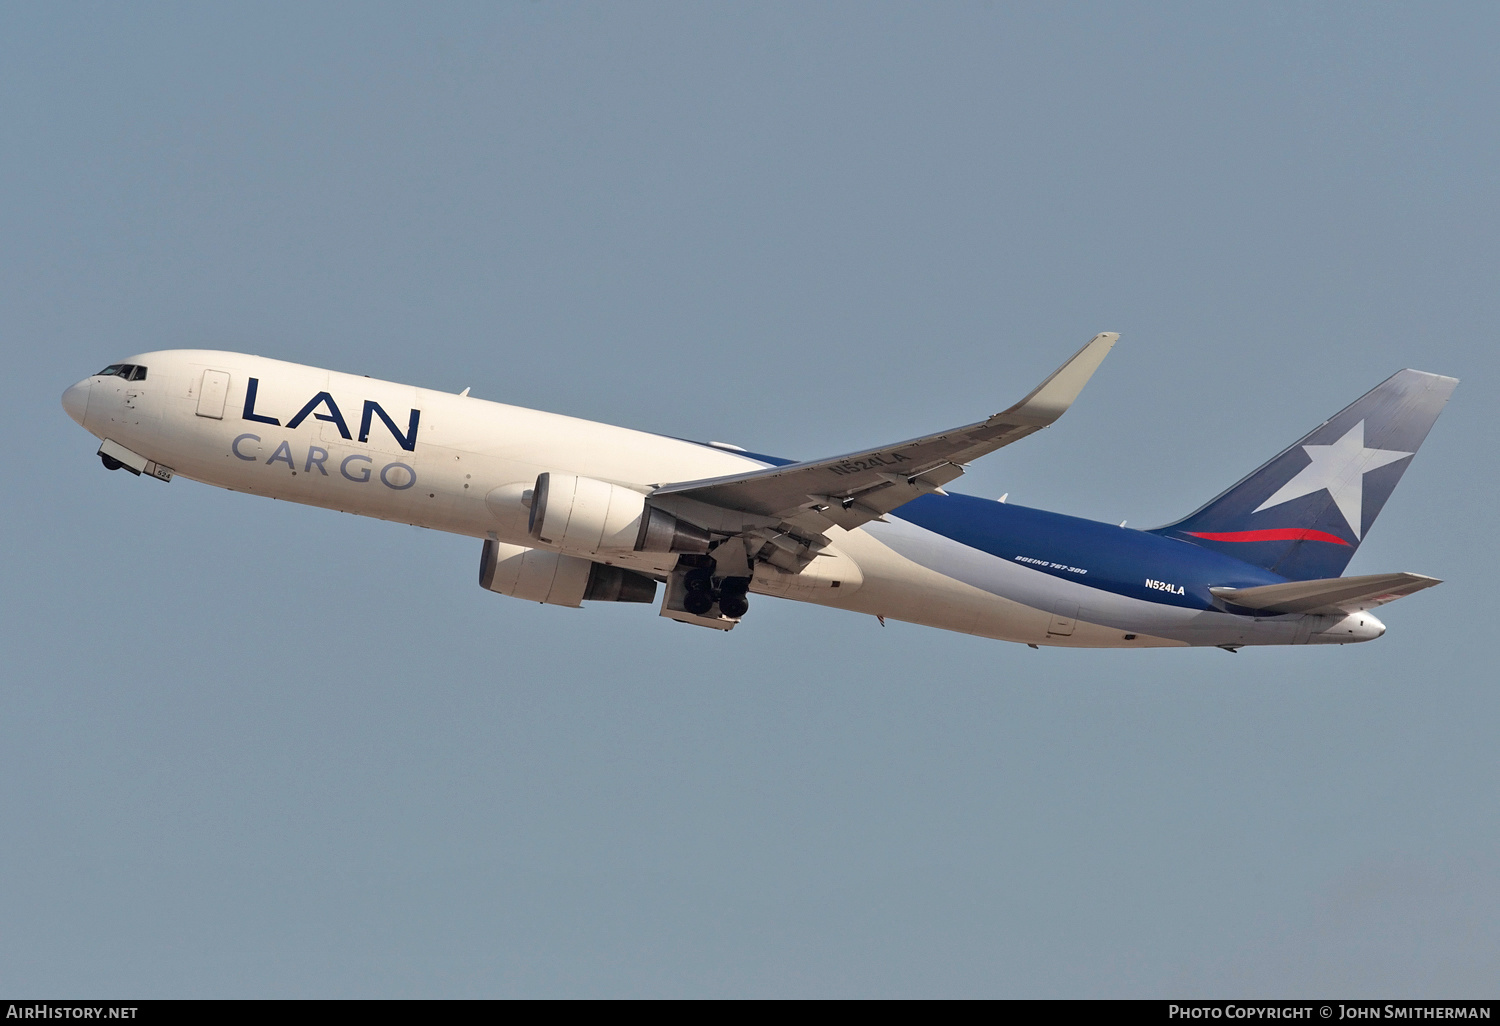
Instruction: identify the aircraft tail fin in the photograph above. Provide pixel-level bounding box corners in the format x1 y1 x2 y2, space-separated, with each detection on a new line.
1150 369 1457 581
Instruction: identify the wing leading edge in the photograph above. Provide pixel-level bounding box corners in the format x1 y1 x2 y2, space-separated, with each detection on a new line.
652 332 1119 539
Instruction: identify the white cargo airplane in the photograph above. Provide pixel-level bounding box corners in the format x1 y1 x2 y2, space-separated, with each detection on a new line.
61 336 1455 649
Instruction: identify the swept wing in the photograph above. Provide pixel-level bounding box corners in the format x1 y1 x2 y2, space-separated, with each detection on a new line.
652 332 1118 539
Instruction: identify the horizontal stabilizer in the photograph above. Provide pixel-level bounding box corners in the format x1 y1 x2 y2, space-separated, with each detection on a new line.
1210 572 1441 615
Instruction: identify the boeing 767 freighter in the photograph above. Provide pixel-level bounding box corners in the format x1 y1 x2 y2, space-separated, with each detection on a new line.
61 334 1456 649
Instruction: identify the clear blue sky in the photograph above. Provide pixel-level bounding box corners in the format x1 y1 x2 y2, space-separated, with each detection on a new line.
3 2 1496 997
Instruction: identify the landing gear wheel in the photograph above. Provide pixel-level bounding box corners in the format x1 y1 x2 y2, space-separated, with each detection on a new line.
682 590 715 616
100 454 124 471
718 576 750 619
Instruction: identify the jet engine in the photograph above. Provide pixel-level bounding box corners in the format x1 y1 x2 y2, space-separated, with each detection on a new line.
528 472 710 555
479 539 656 607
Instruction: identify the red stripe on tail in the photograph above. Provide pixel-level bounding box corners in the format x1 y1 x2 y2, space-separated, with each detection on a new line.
1186 529 1352 546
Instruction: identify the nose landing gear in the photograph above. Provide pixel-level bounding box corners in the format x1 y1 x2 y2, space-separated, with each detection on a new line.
94 439 174 481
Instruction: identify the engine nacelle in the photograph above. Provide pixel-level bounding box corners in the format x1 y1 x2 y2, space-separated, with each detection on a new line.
479 539 657 607
528 472 710 555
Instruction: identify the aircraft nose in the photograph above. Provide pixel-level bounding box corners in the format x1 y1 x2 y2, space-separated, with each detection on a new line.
61 379 91 427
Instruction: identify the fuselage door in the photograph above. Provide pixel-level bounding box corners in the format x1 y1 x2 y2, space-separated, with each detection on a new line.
196 370 230 419
1047 601 1079 637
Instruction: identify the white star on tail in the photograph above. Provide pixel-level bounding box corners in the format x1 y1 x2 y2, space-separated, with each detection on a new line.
1252 420 1412 539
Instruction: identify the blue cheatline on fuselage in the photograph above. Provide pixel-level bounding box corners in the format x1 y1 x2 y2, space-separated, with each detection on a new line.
681 437 1287 609
891 492 1287 609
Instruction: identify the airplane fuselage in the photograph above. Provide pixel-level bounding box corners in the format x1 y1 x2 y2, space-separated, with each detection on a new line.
62 350 1389 649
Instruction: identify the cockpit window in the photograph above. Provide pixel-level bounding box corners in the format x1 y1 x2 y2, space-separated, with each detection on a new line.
95 364 147 381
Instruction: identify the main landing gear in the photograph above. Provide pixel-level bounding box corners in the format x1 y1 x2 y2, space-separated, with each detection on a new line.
681 566 751 618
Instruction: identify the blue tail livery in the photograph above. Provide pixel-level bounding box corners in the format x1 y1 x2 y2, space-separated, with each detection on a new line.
1150 369 1458 581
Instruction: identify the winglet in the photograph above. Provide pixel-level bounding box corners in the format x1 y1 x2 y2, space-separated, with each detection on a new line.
994 332 1118 426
